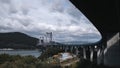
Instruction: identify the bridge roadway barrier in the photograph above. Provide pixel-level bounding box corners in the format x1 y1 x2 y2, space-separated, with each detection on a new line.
104 32 120 67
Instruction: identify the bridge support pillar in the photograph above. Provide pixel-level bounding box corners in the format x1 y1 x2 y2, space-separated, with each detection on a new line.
90 46 94 62
97 48 102 65
70 46 73 53
65 46 68 52
83 47 87 59
75 46 79 56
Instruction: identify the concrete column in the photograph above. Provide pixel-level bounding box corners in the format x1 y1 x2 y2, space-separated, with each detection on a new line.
70 46 73 53
62 45 64 49
83 47 86 59
62 45 63 50
90 46 94 62
60 46 62 50
65 46 68 52
97 48 102 65
76 46 79 56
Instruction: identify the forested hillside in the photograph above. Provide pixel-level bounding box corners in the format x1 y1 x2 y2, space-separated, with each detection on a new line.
0 32 39 49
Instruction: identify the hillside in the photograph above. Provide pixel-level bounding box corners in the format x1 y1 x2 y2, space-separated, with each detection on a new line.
0 32 39 49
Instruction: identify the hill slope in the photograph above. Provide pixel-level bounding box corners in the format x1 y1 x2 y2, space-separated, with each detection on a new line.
0 32 39 49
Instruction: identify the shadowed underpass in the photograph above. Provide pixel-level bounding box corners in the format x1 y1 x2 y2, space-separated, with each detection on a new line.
69 0 120 68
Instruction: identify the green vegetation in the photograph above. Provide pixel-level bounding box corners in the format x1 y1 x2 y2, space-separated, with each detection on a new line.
38 47 64 61
0 54 61 68
0 47 113 68
0 32 38 49
38 47 113 68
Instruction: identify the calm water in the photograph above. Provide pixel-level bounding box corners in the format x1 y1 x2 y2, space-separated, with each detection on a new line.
0 50 41 57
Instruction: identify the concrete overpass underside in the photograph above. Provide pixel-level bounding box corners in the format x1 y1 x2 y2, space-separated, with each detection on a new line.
69 0 120 67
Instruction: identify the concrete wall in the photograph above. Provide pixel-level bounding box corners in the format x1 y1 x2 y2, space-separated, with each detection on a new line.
104 32 120 67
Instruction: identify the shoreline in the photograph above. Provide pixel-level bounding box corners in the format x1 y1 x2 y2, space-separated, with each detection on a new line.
0 48 41 51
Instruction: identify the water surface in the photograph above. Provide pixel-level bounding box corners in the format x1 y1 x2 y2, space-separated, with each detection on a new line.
0 50 41 57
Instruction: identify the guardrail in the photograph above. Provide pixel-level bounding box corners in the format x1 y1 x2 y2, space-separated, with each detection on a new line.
107 32 119 48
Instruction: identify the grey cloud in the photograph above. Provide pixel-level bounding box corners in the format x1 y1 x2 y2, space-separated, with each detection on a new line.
48 0 66 12
51 4 64 12
0 0 10 4
22 8 29 15
70 20 79 25
0 0 101 43
67 9 82 20
9 8 17 14
16 19 32 26
0 26 12 31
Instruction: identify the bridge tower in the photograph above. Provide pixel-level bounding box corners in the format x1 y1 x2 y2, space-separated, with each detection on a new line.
46 32 52 43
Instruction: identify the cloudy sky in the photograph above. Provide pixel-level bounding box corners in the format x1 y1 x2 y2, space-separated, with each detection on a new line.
0 0 101 44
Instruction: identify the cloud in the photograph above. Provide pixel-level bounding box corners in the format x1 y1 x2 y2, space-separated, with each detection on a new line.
0 0 101 43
